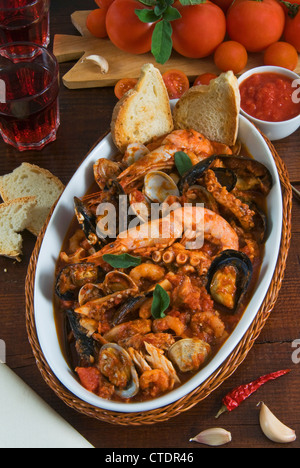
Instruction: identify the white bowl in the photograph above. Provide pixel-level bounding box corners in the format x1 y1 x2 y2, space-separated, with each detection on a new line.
238 66 300 141
33 114 283 413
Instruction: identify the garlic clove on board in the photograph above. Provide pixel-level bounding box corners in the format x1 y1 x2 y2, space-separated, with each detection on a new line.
82 55 109 74
190 428 232 447
259 402 296 444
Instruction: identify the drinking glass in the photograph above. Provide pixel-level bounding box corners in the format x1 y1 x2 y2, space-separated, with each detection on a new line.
0 0 50 49
0 42 60 151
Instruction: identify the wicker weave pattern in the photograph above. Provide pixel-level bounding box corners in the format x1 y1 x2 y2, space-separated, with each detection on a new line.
25 133 292 425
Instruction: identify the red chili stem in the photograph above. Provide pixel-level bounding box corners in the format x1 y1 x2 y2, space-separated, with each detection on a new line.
216 369 291 418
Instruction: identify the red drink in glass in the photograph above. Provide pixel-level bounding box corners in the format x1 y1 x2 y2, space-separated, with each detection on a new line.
0 43 60 151
0 0 50 49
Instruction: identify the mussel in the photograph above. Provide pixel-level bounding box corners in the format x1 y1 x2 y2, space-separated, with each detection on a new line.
66 310 97 365
144 171 180 203
206 250 253 312
55 263 101 301
179 155 273 196
112 294 150 326
74 197 101 248
98 343 139 398
183 185 219 212
168 338 211 373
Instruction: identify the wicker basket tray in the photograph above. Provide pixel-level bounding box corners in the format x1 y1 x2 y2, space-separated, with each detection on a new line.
25 132 292 426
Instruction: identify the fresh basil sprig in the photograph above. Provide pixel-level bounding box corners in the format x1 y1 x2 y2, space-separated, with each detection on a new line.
151 284 170 319
135 0 204 64
175 151 193 176
102 253 142 269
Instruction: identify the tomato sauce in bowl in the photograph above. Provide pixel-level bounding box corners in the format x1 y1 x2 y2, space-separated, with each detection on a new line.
240 72 300 122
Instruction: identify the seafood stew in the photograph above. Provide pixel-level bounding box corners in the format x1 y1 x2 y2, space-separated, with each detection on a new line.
54 126 273 404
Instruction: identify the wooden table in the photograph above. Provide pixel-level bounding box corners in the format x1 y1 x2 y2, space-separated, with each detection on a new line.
0 0 299 450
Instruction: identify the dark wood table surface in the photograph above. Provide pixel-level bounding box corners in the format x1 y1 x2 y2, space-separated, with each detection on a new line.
0 0 299 450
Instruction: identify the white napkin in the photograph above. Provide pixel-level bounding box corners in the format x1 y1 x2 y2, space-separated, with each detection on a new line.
0 363 94 448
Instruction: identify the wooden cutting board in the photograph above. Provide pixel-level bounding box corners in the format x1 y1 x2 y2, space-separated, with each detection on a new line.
53 10 300 89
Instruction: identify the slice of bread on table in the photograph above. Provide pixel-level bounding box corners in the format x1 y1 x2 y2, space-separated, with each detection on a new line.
173 71 240 147
0 197 37 261
0 163 64 237
111 63 174 153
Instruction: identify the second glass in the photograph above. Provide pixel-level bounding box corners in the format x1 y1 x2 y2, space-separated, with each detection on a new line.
0 0 50 48
0 42 60 151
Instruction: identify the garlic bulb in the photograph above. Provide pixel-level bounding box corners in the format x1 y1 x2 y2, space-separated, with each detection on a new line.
190 428 232 446
259 402 296 444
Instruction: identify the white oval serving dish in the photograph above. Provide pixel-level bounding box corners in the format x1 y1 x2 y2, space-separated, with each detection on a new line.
33 113 283 413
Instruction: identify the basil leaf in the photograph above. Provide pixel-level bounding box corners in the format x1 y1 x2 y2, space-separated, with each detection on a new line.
151 20 173 65
102 254 142 269
163 5 182 21
151 284 170 319
175 151 193 176
135 9 160 23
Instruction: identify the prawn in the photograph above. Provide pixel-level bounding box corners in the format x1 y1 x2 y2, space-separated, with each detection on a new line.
190 311 226 344
163 129 232 158
85 206 239 266
139 369 171 398
118 129 232 192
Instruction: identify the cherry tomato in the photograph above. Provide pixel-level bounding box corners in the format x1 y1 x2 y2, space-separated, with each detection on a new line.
162 70 190 99
86 9 108 38
226 0 286 53
263 42 299 71
172 1 226 59
114 78 138 100
210 0 234 12
193 73 218 86
283 3 300 52
106 0 156 55
214 41 248 74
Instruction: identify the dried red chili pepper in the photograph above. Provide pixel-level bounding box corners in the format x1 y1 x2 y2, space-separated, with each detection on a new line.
216 369 291 418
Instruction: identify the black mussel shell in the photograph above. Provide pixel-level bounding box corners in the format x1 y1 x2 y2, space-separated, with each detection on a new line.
66 310 97 365
74 197 99 247
55 263 101 301
206 250 253 312
112 295 149 326
217 156 273 195
179 156 216 193
213 168 237 192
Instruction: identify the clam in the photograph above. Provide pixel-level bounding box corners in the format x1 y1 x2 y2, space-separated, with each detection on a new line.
128 189 151 223
93 159 123 191
144 171 180 203
168 338 211 373
123 143 150 167
103 271 139 295
206 250 253 312
55 263 100 301
78 283 104 306
99 343 139 398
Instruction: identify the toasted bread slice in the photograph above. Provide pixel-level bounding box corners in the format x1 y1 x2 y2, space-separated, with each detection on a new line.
0 197 37 261
111 63 174 153
0 163 64 236
173 71 240 147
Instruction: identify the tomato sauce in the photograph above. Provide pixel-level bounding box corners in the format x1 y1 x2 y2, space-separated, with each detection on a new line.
240 72 300 122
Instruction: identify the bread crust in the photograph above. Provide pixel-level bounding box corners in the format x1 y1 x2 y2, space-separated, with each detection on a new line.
173 71 240 147
111 64 174 153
